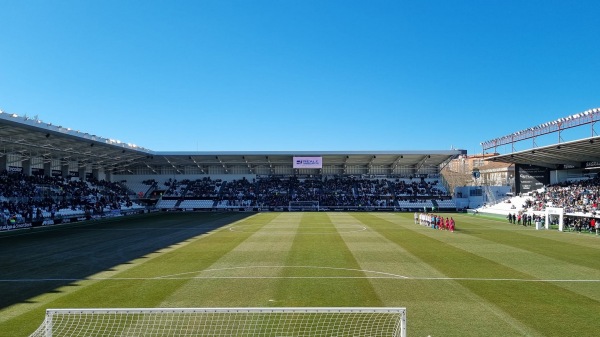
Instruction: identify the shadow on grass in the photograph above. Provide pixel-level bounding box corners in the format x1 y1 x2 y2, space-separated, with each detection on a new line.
0 211 254 310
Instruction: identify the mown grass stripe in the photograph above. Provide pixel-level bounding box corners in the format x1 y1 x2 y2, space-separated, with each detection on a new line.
0 212 259 337
397 213 600 305
347 213 541 337
161 212 299 308
452 213 600 271
273 213 383 307
357 213 600 337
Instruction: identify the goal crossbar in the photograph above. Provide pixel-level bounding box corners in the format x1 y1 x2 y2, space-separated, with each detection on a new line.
288 200 320 211
29 307 407 337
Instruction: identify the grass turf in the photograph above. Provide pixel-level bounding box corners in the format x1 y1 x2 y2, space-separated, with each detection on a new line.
0 211 599 336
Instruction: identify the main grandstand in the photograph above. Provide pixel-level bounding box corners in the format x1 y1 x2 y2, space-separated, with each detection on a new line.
0 111 465 229
2 107 600 229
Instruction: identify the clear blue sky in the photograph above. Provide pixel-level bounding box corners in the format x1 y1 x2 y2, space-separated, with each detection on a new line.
1 0 599 154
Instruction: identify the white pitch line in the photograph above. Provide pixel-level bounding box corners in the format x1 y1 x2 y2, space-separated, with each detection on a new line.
4 265 600 283
155 265 407 279
2 276 600 282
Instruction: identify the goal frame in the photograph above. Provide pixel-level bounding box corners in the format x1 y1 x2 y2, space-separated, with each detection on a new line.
31 307 406 337
288 200 320 212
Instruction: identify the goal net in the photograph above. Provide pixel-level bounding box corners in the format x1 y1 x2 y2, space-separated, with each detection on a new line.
288 201 320 211
29 307 406 337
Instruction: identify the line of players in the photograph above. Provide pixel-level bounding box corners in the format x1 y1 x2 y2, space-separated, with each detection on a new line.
414 212 455 231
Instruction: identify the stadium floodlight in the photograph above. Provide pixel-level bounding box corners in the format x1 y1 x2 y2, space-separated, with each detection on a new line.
28 307 407 337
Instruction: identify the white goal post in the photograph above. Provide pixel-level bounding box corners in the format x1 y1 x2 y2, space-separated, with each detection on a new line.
288 200 320 211
29 307 406 337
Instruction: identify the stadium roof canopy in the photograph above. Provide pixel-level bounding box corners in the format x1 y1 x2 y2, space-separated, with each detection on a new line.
0 112 152 170
482 107 600 169
487 135 600 169
147 150 464 174
0 112 464 174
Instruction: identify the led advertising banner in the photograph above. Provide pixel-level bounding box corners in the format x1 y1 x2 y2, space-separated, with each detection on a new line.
8 166 23 173
293 156 323 169
584 161 600 169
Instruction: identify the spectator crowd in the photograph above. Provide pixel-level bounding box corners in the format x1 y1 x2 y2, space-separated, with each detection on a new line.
157 175 452 209
1 171 137 225
508 175 600 234
526 176 600 215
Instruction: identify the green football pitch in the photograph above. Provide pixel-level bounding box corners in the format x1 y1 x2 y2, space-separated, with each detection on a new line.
1 211 599 336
